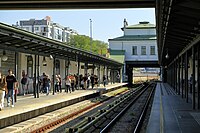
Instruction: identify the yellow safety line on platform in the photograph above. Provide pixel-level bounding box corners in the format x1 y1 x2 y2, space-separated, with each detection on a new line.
160 83 164 133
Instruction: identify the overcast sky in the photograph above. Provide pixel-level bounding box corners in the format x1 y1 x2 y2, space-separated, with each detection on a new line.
0 8 155 43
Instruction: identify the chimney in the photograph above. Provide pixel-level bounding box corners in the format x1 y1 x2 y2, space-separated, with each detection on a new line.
124 18 128 28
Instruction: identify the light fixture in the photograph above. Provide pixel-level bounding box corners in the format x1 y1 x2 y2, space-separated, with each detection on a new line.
49 54 53 60
42 56 47 66
2 50 8 61
165 49 169 59
165 53 169 59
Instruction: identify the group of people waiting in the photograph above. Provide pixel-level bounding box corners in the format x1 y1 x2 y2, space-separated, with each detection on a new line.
0 69 18 110
0 70 108 111
38 73 107 94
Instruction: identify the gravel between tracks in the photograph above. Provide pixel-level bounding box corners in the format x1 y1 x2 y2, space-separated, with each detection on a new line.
106 85 155 133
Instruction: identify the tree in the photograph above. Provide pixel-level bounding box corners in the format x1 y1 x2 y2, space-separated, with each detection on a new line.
69 35 108 55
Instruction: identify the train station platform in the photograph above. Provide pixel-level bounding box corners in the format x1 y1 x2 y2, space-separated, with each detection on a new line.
147 83 200 133
0 83 127 129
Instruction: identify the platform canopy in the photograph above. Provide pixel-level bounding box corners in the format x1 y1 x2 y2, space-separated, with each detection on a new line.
156 0 200 66
0 22 123 68
0 0 155 9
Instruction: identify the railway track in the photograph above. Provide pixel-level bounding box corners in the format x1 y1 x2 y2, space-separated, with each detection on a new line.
64 82 154 133
102 83 155 133
29 85 143 133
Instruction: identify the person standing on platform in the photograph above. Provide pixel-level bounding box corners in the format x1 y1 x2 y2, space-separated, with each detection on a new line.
39 73 45 93
58 75 62 93
43 75 50 95
103 75 107 87
70 75 75 92
6 69 17 107
75 74 78 90
83 74 88 90
55 75 60 93
90 74 95 89
94 75 98 88
87 73 90 89
21 74 27 96
0 73 6 111
79 74 83 89
65 75 71 93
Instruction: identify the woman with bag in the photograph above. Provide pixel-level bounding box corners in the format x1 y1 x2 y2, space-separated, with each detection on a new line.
0 73 7 111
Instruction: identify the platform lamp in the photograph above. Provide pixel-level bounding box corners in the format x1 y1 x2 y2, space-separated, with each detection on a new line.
2 50 8 61
49 54 53 60
165 49 169 59
42 56 47 66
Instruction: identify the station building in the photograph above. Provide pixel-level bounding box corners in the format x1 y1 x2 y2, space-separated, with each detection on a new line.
108 20 159 82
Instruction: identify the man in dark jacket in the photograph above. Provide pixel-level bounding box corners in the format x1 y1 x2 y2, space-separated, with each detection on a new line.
6 69 17 107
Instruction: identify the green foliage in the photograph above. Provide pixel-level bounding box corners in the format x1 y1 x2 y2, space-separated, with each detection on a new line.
69 35 108 55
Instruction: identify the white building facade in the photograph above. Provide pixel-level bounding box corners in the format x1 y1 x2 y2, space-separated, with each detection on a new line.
14 16 78 43
108 20 158 82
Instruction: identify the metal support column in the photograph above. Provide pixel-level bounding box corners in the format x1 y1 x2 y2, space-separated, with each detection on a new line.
178 56 180 95
106 67 109 84
175 60 177 92
53 57 56 95
14 52 18 102
181 55 184 98
98 65 100 85
120 67 123 83
92 64 95 75
185 51 188 102
37 55 40 98
65 60 66 77
197 44 200 109
84 62 88 75
192 46 196 109
34 55 37 98
67 58 69 76
77 59 80 89
173 61 176 89
171 65 173 87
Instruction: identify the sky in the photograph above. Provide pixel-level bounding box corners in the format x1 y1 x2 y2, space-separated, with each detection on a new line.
0 9 155 43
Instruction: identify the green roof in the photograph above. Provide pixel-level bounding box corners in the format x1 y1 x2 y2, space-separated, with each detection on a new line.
109 50 125 64
110 50 125 55
109 35 156 41
126 21 155 29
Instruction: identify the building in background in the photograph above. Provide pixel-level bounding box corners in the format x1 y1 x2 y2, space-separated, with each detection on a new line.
108 19 158 82
13 16 78 43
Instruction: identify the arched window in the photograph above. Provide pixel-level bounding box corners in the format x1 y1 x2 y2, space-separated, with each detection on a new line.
55 59 60 75
27 55 33 77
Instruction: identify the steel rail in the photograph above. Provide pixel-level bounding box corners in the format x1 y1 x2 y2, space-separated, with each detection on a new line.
99 83 153 133
66 84 145 133
133 83 156 133
31 86 130 133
